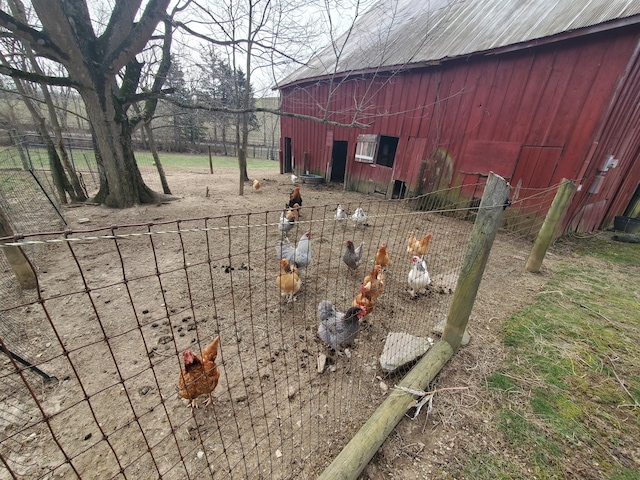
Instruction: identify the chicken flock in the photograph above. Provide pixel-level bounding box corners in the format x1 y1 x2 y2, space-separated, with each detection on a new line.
177 183 435 408
275 187 435 352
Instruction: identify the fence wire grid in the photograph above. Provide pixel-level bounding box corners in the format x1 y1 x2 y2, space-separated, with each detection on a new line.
0 139 166 237
0 145 65 235
0 183 561 479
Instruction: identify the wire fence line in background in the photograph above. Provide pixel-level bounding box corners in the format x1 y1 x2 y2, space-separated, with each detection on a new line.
0 144 66 235
0 137 280 238
0 182 561 479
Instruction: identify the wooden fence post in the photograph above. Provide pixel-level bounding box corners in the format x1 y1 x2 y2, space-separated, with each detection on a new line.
442 172 511 351
208 146 213 174
525 179 576 273
317 341 453 480
0 207 38 290
318 172 511 480
9 129 30 170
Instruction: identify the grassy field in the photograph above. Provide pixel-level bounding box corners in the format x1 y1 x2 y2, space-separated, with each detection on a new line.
12 146 280 171
144 151 280 169
471 235 640 479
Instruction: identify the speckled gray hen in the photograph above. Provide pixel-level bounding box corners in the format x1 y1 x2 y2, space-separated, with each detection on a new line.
317 300 366 350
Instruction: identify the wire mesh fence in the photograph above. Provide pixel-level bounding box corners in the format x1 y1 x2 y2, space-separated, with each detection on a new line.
0 145 66 235
0 182 562 479
20 137 164 197
0 139 170 238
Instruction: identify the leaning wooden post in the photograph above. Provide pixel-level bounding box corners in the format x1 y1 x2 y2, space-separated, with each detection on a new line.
525 179 576 273
0 207 38 290
9 129 30 170
208 145 213 174
318 173 509 480
442 172 511 351
317 341 453 480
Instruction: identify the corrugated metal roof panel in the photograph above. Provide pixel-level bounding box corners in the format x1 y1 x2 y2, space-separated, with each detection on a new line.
279 0 640 86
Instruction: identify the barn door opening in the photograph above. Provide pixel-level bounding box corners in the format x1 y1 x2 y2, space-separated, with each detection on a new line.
330 140 348 182
283 137 292 173
391 180 407 199
623 183 640 218
511 146 563 189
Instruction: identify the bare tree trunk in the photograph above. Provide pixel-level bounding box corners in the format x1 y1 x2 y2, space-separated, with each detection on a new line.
222 125 228 155
36 65 86 201
0 56 76 203
145 121 171 195
45 135 72 203
82 86 161 207
237 115 248 195
0 206 38 290
132 103 171 195
8 129 29 170
8 0 86 202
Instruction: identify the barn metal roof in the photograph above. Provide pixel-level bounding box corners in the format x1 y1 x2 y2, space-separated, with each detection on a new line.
278 0 640 87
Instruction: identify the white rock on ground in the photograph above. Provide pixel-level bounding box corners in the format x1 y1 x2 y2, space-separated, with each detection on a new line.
379 332 433 373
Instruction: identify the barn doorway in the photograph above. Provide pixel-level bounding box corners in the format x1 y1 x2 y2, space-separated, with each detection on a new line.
623 183 640 218
391 180 407 199
330 140 348 182
511 146 563 188
283 137 292 173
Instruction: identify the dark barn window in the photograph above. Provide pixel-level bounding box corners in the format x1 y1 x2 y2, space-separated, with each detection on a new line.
377 135 399 168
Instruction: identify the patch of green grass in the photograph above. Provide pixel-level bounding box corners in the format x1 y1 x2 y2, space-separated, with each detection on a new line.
568 236 640 265
19 146 279 170
486 372 518 392
463 451 525 479
610 467 640 480
497 410 562 476
147 152 279 169
482 236 640 478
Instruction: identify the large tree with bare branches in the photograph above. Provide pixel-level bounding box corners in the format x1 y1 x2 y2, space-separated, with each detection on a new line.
0 0 380 204
0 0 174 207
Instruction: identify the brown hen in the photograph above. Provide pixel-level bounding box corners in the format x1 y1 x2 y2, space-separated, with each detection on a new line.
406 232 433 258
353 284 375 315
362 264 385 299
178 336 221 409
276 258 301 303
375 242 391 269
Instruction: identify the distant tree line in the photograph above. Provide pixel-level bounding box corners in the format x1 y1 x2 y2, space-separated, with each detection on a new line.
0 56 277 157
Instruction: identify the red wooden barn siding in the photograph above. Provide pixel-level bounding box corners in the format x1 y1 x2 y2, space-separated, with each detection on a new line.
280 26 640 231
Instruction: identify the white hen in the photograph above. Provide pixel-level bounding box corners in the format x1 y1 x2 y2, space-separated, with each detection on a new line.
351 207 367 226
408 255 431 298
278 210 295 236
335 204 348 220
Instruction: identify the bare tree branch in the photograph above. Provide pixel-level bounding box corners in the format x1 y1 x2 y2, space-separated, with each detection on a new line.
163 95 372 128
0 63 77 87
105 0 172 74
0 85 89 122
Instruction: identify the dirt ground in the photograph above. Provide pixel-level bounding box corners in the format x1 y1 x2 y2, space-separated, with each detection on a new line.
1 165 555 479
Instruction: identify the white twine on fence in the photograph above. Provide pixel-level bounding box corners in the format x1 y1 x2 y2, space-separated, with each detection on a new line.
0 204 482 249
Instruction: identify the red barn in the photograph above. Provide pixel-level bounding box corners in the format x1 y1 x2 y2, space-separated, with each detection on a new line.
275 0 640 233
